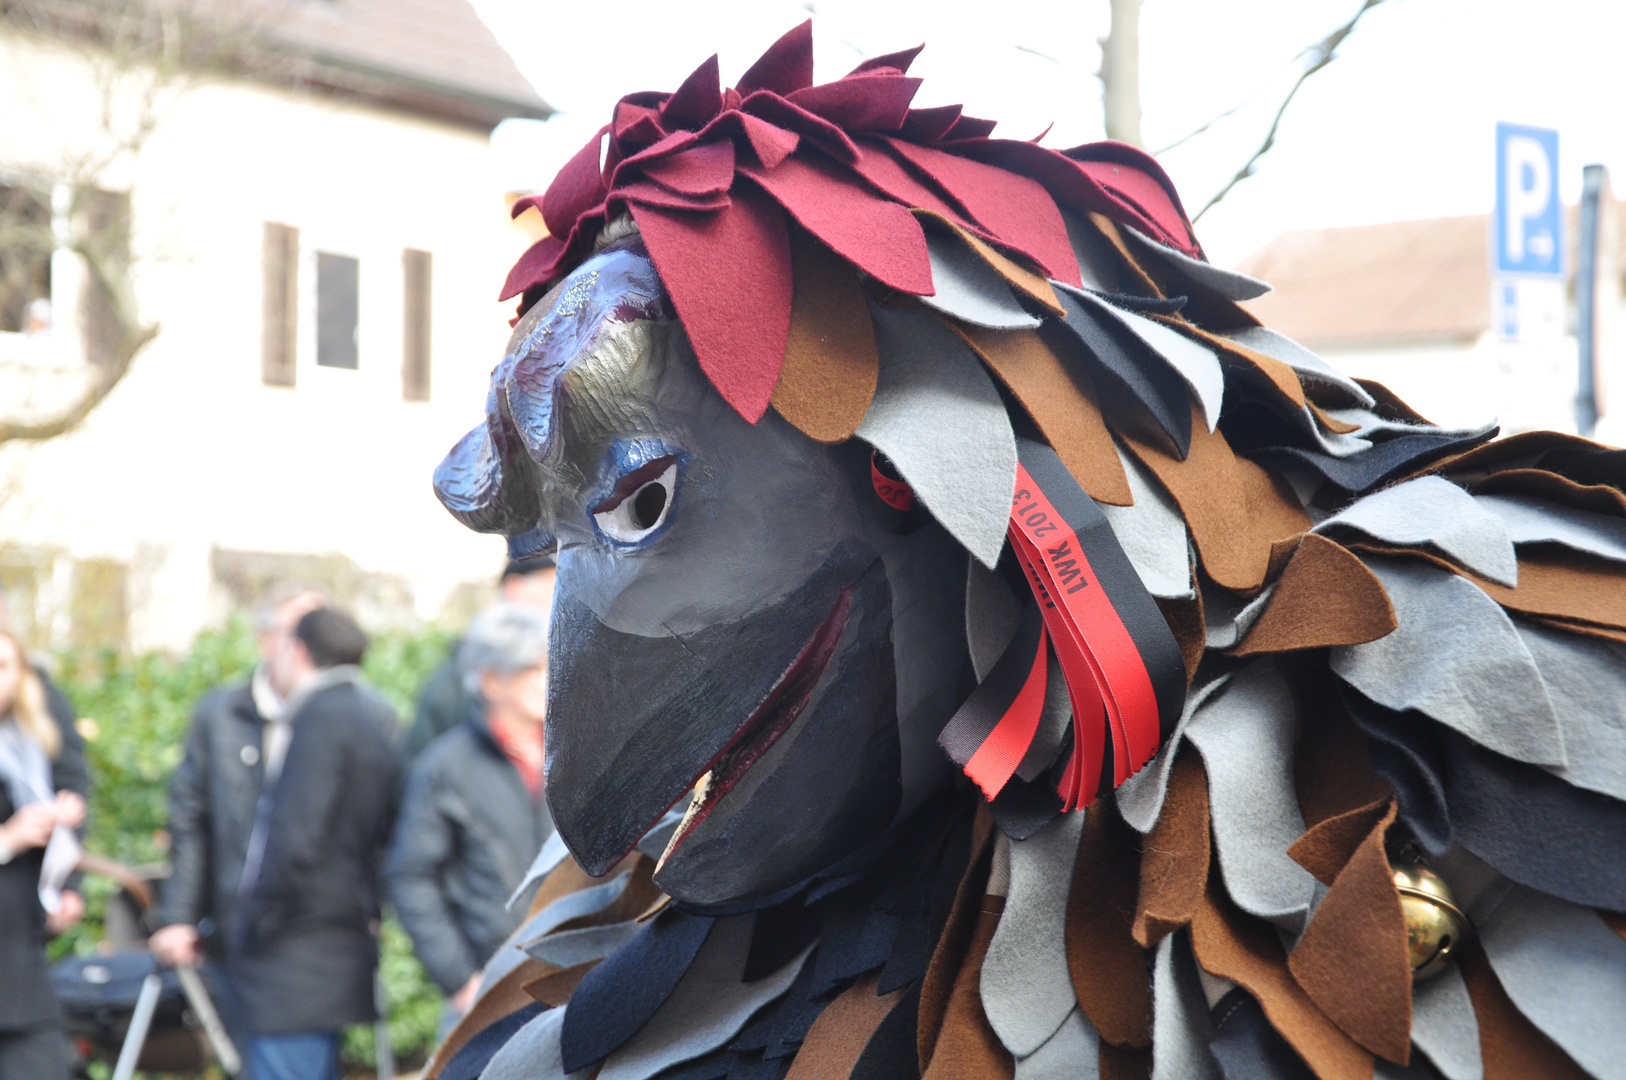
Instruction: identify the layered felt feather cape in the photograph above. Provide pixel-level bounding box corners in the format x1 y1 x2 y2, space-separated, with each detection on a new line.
432 23 1626 1080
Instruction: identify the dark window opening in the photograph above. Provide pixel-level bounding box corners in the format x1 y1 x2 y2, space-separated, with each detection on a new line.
402 248 431 401
0 185 53 334
316 251 359 370
262 222 299 386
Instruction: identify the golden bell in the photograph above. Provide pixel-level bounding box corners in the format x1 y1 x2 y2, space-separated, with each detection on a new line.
1391 853 1468 980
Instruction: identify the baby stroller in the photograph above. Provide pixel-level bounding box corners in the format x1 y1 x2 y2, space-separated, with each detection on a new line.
50 854 241 1079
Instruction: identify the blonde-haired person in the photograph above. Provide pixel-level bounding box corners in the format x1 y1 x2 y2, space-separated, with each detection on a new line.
0 629 89 1080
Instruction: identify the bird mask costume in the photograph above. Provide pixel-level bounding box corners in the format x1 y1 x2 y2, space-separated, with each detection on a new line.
428 22 1626 1080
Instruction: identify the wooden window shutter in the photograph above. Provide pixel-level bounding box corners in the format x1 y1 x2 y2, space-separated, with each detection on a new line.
261 222 298 386
402 248 432 401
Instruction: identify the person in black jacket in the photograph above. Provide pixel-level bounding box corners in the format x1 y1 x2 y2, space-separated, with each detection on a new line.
149 586 326 1032
0 629 88 1080
233 606 399 1080
398 558 555 766
386 603 553 1035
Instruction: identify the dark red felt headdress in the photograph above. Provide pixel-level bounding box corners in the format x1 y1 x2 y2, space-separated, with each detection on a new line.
502 20 1202 423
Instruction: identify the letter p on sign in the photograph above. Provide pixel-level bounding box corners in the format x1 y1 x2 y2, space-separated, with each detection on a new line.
1496 123 1563 277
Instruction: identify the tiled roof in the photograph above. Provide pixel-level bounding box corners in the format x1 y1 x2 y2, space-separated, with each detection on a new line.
1236 215 1494 349
262 0 551 127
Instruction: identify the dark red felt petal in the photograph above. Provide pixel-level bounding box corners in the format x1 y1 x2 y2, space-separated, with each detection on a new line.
639 140 736 197
735 19 814 97
741 156 932 296
1064 141 1199 254
848 44 925 77
740 91 859 162
614 102 666 144
661 54 722 129
901 105 962 144
630 185 791 422
698 111 800 170
501 235 567 302
541 126 609 238
614 180 732 214
608 131 700 190
786 74 920 133
881 137 1079 286
849 137 966 222
942 114 997 141
723 87 742 111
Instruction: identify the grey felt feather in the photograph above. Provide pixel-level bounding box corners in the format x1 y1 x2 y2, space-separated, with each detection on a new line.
1478 882 1626 1080
1315 477 1519 587
483 870 635 1005
917 231 1043 329
524 922 644 969
1061 208 1144 295
1015 1008 1101 1080
1152 933 1222 1080
597 914 813 1080
1115 224 1272 302
858 301 1018 568
1099 440 1195 599
1517 622 1626 800
1321 409 1499 447
1202 579 1276 650
481 1005 595 1080
980 808 1087 1056
1476 493 1626 565
967 554 1026 683
1219 326 1375 409
511 829 574 909
1118 673 1237 833
1056 284 1225 433
1184 661 1317 932
1331 557 1566 767
1409 962 1483 1080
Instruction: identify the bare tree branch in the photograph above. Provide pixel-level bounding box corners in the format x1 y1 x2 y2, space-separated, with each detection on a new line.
1192 0 1389 222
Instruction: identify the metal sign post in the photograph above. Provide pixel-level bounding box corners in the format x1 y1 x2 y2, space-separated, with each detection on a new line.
1576 165 1613 437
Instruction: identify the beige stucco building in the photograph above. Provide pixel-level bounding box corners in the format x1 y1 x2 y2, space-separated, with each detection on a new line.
0 0 551 651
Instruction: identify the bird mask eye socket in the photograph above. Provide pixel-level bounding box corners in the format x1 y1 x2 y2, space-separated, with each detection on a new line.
591 454 678 546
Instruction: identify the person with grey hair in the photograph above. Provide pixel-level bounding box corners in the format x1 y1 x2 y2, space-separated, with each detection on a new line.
384 602 554 1038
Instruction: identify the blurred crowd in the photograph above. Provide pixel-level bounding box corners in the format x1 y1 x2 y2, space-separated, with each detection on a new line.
0 559 558 1080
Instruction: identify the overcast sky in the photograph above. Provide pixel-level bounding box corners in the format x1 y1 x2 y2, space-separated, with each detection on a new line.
469 0 1626 267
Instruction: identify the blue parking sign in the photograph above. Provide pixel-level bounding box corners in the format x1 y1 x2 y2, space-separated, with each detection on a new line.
1495 123 1562 277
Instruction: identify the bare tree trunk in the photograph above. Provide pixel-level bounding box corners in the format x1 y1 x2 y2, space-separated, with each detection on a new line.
1099 0 1142 146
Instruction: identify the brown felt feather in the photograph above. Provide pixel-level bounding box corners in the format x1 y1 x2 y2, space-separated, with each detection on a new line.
1133 751 1211 948
952 320 1133 505
1067 799 1154 1048
1156 316 1307 410
526 958 599 1008
1099 1041 1154 1080
1287 799 1413 1065
1458 938 1592 1080
1190 868 1373 1080
1154 589 1205 686
919 806 996 1071
1291 668 1391 830
783 972 904 1080
1232 534 1397 656
921 897 1014 1080
424 956 556 1079
771 228 880 443
1469 468 1626 518
1083 213 1165 298
1122 404 1311 593
913 209 1066 316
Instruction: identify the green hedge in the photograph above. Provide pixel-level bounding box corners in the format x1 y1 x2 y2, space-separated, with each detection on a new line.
52 614 454 1073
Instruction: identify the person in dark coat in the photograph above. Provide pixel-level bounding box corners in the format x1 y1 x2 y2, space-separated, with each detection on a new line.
233 606 400 1080
149 587 327 1031
398 558 555 765
386 603 553 1035
0 629 88 1080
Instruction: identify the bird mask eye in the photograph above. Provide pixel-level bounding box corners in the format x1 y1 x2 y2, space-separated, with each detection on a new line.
591 454 678 546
